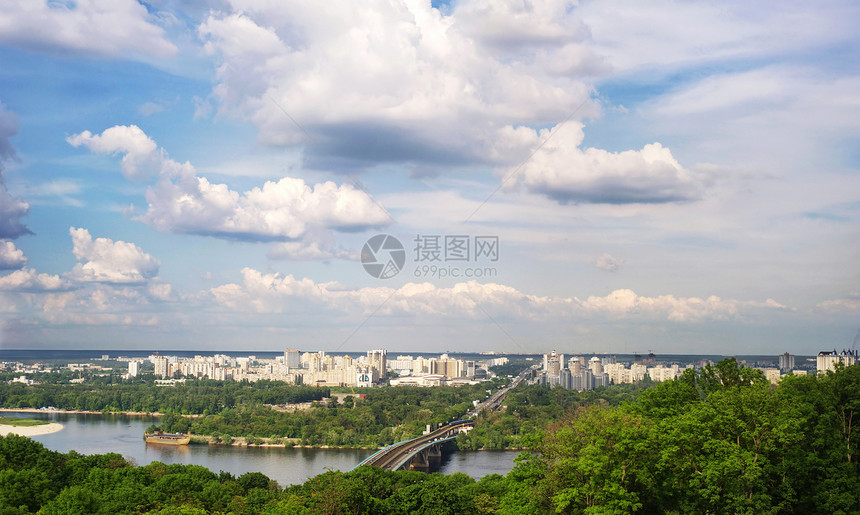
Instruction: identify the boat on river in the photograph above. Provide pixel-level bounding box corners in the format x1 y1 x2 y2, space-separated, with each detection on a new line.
144 431 191 445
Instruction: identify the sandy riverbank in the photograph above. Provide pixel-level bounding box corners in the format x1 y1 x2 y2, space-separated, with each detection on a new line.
0 422 64 437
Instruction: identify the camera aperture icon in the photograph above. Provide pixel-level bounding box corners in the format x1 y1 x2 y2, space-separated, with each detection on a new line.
361 234 405 279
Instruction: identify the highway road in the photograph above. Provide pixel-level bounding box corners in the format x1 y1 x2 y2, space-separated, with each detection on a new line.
467 364 537 417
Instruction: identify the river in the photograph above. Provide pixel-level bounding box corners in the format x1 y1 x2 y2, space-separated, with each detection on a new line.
14 412 520 487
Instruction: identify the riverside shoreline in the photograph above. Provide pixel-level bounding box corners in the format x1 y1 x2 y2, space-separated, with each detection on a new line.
0 407 198 417
0 422 64 437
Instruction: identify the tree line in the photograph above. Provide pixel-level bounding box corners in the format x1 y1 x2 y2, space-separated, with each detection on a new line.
0 380 328 414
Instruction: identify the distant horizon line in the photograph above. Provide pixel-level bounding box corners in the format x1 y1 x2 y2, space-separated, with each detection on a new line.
0 348 821 359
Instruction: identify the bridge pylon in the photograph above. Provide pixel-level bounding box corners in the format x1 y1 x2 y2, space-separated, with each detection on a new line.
407 442 444 470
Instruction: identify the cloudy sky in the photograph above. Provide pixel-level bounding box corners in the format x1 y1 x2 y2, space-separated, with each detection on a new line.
0 0 858 355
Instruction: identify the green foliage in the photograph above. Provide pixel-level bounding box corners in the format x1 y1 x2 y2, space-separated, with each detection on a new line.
40 485 100 515
537 406 656 512
523 359 860 513
0 380 328 414
238 471 276 493
775 366 860 513
281 467 508 514
463 382 646 450
696 357 769 393
0 417 48 427
0 434 287 514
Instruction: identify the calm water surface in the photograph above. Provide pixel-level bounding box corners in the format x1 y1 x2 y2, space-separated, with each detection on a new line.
17 412 518 486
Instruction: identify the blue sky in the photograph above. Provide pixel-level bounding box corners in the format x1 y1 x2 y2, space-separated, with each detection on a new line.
0 0 858 355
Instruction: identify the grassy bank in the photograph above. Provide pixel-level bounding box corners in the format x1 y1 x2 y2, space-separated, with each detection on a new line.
0 416 49 427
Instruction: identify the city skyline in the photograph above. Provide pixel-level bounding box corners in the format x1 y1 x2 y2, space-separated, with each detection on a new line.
1 1 859 354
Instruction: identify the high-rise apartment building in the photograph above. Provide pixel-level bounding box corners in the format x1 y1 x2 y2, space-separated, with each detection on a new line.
817 350 857 373
368 349 387 382
429 356 463 378
543 350 565 372
284 349 301 369
778 352 795 372
589 356 603 375
153 356 169 378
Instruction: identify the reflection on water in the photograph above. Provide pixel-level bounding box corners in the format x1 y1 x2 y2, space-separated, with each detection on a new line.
438 448 526 477
144 440 191 458
13 412 518 486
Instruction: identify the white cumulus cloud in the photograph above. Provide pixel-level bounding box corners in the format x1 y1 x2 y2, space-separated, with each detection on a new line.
511 122 702 204
581 289 733 322
207 268 788 323
68 125 391 242
0 0 177 59
66 125 169 180
197 0 597 168
140 175 390 240
0 268 70 292
0 240 27 270
66 227 160 284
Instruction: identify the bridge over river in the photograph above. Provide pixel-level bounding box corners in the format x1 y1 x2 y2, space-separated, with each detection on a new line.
354 364 538 472
354 419 474 471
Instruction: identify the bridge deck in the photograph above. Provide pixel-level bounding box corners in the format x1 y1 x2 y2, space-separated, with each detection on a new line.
355 421 473 471
386 433 460 471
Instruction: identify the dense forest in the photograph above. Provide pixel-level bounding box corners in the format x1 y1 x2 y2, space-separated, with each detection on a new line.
1 359 858 513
